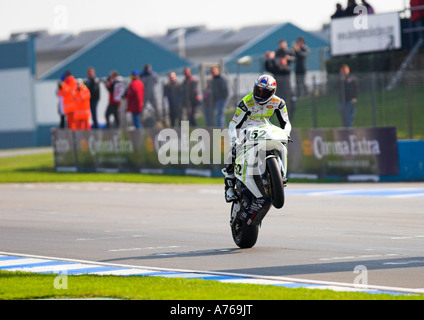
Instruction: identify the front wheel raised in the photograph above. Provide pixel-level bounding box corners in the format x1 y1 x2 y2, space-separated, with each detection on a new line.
231 202 259 249
266 157 285 209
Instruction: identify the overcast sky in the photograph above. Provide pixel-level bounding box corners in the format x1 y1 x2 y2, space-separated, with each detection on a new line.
0 0 408 40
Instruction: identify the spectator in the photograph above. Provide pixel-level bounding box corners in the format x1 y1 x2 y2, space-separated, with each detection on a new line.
410 0 424 42
56 73 66 128
58 70 77 130
182 67 201 127
208 66 229 127
331 3 345 19
203 75 213 127
361 0 374 14
338 64 358 127
293 36 310 97
124 70 144 129
84 67 100 129
73 79 91 130
265 51 294 118
104 70 125 128
275 39 295 64
344 0 358 16
140 64 160 124
163 71 181 127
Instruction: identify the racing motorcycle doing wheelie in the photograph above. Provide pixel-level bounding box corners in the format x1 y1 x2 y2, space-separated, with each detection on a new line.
228 120 290 248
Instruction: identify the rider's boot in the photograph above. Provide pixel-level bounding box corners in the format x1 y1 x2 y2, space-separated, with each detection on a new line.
222 168 237 202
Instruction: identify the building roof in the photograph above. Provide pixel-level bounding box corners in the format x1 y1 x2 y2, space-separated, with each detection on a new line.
36 27 192 80
149 24 282 64
35 29 112 53
149 23 329 71
8 22 329 79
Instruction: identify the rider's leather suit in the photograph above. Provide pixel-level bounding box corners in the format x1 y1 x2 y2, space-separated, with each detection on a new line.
227 91 292 169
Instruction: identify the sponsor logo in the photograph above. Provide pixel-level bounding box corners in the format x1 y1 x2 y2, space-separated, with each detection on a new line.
312 135 381 160
54 138 71 153
88 135 135 156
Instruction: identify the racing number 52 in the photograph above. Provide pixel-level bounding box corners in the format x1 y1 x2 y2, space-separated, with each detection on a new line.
250 129 266 140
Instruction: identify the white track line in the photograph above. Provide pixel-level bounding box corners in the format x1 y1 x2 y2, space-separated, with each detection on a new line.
1 251 423 295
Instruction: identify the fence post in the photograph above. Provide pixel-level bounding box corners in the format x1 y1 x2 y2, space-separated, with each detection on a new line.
312 75 318 128
407 75 413 139
371 73 377 127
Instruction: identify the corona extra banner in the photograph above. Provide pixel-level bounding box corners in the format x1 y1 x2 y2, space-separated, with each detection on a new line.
288 127 399 177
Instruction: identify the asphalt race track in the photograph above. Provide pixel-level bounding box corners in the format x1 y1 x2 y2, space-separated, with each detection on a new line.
0 182 423 292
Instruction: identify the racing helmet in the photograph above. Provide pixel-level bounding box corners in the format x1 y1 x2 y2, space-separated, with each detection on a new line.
253 75 277 104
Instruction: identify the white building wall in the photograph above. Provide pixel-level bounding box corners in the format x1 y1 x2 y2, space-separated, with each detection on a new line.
0 68 36 131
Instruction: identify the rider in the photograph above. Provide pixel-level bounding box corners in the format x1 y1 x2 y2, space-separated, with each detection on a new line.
223 74 292 202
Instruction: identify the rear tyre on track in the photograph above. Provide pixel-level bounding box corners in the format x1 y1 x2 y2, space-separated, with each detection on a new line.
231 202 259 249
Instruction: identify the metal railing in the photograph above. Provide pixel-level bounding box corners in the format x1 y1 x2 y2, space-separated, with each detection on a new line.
292 70 424 139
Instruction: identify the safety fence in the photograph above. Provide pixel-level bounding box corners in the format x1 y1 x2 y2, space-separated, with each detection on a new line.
288 70 424 139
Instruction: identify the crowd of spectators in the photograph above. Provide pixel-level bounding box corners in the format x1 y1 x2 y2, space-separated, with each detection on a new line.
57 64 230 130
57 33 313 131
331 0 375 19
264 36 310 121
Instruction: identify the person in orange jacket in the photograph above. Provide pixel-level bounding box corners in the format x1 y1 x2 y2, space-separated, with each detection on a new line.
58 71 78 130
73 79 91 130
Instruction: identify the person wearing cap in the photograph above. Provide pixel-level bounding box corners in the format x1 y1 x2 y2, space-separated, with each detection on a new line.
124 70 145 129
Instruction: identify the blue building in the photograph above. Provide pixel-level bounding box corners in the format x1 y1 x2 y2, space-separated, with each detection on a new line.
38 27 191 80
0 27 192 149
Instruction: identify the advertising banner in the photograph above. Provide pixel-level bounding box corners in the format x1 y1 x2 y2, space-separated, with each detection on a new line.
288 127 399 177
51 129 77 172
331 12 401 56
51 125 229 176
52 126 399 178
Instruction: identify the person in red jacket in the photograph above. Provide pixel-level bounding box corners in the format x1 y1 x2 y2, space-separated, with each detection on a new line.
58 70 78 130
73 79 91 130
124 70 145 129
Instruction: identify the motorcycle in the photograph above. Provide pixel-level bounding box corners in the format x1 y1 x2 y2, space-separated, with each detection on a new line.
228 120 290 248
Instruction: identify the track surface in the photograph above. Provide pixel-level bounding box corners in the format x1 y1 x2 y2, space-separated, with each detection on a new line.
0 182 423 291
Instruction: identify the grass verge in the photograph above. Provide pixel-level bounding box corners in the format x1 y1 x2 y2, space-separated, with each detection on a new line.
0 152 222 184
0 271 421 300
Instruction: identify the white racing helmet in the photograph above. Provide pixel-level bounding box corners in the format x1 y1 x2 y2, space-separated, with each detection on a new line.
253 74 277 104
